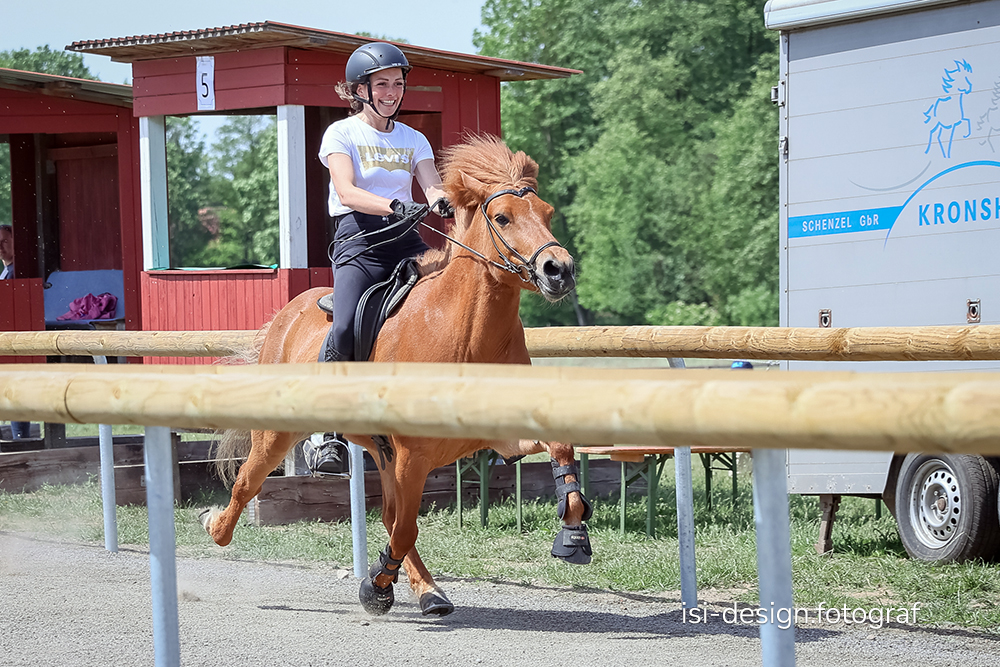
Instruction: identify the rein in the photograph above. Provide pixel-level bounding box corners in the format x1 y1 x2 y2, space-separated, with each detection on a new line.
330 186 561 285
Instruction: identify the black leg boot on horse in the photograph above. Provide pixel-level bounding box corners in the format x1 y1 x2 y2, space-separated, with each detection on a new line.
550 458 594 565
359 543 404 615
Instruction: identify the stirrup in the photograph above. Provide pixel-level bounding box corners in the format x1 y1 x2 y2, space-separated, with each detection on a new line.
302 434 349 476
551 458 593 522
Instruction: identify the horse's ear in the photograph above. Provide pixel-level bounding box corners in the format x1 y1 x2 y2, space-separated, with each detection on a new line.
448 170 489 209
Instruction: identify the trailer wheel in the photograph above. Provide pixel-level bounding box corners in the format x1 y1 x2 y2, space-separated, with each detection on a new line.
895 454 1000 563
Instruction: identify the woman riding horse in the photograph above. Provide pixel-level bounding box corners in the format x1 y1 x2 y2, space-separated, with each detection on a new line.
307 42 453 473
204 130 592 617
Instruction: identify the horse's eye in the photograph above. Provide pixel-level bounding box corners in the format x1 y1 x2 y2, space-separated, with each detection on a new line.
494 214 510 227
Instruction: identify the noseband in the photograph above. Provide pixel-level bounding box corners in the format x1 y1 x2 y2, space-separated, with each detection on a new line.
477 186 562 284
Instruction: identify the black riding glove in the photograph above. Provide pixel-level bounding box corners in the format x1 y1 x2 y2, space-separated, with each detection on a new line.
431 197 455 219
389 199 429 223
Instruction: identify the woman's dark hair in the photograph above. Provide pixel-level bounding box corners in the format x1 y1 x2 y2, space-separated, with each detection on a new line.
336 81 364 114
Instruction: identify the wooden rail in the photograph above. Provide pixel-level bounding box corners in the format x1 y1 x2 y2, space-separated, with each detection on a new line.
0 362 999 454
523 324 1000 360
0 330 256 358
3 324 1000 360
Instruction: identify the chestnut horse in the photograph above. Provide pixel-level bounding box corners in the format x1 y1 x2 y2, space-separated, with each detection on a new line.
204 136 592 617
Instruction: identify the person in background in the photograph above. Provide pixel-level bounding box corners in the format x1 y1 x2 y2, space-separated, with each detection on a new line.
0 224 15 280
0 224 32 440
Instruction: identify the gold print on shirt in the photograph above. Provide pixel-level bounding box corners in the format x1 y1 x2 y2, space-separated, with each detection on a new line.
358 146 415 173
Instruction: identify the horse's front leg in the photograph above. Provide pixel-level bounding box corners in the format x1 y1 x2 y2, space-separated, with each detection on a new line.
541 441 594 565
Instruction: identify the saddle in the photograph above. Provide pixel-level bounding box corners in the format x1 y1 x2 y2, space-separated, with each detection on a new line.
317 258 421 362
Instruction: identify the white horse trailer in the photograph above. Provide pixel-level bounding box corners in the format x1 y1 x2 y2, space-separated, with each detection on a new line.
765 0 1000 562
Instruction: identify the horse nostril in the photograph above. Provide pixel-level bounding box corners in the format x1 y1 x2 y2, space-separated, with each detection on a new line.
543 259 562 279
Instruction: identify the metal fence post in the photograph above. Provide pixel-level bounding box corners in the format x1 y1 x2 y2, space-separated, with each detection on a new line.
349 441 368 579
752 448 796 667
144 426 180 667
93 355 118 553
675 446 698 610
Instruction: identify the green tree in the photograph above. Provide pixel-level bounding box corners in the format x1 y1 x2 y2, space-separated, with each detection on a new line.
696 50 780 326
204 116 279 267
478 0 779 326
165 117 215 267
0 46 97 227
476 0 614 326
0 45 95 80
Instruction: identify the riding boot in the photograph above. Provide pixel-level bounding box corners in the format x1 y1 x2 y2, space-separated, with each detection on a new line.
319 323 348 363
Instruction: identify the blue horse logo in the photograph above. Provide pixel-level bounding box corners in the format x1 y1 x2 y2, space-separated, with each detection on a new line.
924 60 973 158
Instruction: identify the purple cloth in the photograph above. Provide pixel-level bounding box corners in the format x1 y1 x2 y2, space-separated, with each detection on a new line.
56 292 118 321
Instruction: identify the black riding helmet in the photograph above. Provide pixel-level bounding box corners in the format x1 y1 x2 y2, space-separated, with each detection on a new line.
346 42 411 129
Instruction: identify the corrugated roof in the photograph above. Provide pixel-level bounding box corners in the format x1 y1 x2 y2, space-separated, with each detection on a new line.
0 67 132 108
66 21 580 82
763 0 961 30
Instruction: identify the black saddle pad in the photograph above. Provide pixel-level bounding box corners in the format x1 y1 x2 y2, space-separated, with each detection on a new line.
316 258 421 361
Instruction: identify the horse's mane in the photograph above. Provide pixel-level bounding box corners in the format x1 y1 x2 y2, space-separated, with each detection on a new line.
418 135 539 274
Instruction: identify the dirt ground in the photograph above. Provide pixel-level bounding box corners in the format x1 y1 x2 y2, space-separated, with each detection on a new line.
1 531 997 667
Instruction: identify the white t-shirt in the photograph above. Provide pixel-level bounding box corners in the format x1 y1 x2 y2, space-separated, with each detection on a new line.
318 115 434 217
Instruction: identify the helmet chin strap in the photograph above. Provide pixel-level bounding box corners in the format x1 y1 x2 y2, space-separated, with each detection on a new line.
353 80 406 130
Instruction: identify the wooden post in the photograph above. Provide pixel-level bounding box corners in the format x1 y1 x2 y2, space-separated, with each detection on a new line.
702 453 714 511
42 422 67 449
456 458 464 528
619 460 627 535
277 105 307 269
479 450 489 528
515 458 522 533
816 494 841 555
139 116 169 271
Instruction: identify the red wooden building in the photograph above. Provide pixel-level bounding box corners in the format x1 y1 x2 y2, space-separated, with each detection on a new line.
67 22 577 358
0 68 141 343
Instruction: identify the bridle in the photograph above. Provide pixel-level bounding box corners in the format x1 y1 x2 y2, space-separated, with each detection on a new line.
423 186 562 284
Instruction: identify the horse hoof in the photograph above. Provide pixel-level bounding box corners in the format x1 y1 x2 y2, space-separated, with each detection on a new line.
551 525 593 565
197 508 214 532
359 578 394 616
419 591 455 616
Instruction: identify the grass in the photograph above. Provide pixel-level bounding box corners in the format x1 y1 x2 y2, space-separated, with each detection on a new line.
2 462 999 630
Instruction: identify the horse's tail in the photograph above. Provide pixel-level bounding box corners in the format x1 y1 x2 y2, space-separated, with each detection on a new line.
212 321 272 486
212 429 252 488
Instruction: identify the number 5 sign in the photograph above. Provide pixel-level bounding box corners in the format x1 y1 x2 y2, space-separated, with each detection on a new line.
196 56 215 111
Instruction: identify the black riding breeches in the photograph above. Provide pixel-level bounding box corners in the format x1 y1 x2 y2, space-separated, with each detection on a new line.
324 211 429 362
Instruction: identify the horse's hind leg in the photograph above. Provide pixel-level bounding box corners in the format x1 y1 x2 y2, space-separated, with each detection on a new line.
202 429 300 547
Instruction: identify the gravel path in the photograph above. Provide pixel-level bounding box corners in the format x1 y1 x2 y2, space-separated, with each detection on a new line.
2 532 997 666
